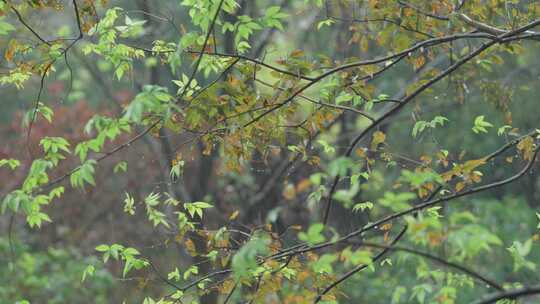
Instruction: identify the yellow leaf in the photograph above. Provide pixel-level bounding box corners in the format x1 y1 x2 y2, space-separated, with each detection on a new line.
462 158 486 173
290 49 304 58
221 255 230 268
471 171 482 183
459 150 467 160
184 238 197 256
290 225 302 231
282 183 296 200
4 39 17 62
360 36 369 52
517 136 535 161
380 223 392 231
355 148 367 158
371 131 386 150
420 155 432 165
321 294 337 301
137 277 149 290
229 210 239 220
428 232 444 247
418 187 428 198
413 55 426 69
308 155 320 166
296 179 311 193
219 279 236 294
296 270 310 283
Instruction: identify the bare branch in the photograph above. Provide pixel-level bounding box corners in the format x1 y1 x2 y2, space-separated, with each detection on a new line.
271 144 540 260
3 0 52 46
473 284 540 304
321 17 540 223
397 1 450 21
177 0 227 100
347 241 503 291
314 225 408 303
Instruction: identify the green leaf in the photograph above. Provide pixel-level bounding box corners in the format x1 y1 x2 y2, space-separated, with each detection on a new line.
399 170 443 188
232 234 270 280
0 158 21 170
183 265 198 280
410 284 433 304
335 92 353 104
348 249 372 266
498 125 512 136
48 186 65 200
332 183 359 205
81 265 95 282
70 160 97 188
184 201 213 219
170 160 184 180
318 140 335 155
317 19 335 30
144 192 161 206
171 290 184 300
168 267 180 281
143 298 156 304
328 157 355 177
192 201 213 209
123 192 136 215
95 244 110 252
27 211 52 228
507 239 536 271
392 286 407 304
472 115 494 134
312 253 337 274
40 136 71 154
378 192 416 212
0 17 15 35
298 223 325 245
350 172 369 185
113 161 128 173
352 201 373 213
123 247 140 256
412 116 448 138
412 121 427 138
449 224 502 260
75 142 89 161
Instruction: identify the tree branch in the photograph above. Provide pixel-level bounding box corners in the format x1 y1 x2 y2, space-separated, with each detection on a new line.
347 241 503 291
314 225 408 303
271 144 540 260
473 284 540 304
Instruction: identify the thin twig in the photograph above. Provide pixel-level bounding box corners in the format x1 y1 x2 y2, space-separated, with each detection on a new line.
473 284 540 304
3 0 52 45
347 241 503 291
271 145 540 260
177 0 226 101
321 18 540 223
314 225 408 303
398 1 450 21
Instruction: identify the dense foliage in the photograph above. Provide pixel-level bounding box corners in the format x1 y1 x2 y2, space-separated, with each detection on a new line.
1 0 540 303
